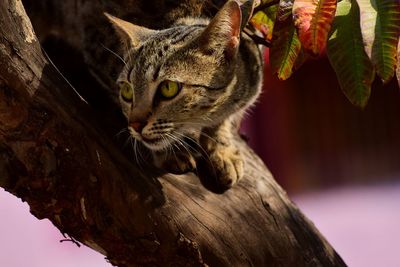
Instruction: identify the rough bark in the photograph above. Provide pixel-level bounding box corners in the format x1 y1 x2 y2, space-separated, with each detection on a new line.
0 0 346 266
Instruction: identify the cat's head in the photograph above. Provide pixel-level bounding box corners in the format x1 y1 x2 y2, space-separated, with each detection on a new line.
106 1 250 151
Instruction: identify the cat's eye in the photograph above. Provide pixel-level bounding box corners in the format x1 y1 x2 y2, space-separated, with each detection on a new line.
119 81 133 102
159 80 182 99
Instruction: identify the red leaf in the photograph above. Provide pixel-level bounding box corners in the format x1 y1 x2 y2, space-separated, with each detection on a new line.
293 0 337 56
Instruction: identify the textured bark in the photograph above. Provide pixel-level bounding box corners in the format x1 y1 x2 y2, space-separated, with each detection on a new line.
0 0 346 266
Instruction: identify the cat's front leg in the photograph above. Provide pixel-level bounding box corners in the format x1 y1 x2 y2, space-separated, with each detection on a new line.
152 148 196 175
199 118 244 189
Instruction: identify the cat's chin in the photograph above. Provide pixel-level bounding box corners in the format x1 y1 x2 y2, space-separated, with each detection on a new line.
140 136 171 151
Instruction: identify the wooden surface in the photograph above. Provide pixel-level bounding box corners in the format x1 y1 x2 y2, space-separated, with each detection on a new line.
0 0 346 266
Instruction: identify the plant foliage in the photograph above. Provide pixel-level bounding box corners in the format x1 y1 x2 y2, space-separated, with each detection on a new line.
245 0 400 107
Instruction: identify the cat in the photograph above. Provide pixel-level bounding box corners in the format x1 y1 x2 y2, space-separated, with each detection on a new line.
24 0 263 188
106 0 263 188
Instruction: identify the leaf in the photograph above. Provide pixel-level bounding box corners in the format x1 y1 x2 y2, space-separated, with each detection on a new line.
270 19 302 80
276 0 294 22
293 0 337 56
356 0 400 83
240 0 256 30
250 7 278 41
327 0 375 108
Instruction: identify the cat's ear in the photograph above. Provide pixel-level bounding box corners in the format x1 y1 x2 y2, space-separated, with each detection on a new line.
198 0 242 60
104 13 155 48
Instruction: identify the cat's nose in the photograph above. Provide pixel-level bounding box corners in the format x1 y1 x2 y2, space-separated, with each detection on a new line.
129 120 146 133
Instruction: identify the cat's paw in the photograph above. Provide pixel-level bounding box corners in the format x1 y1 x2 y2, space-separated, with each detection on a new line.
207 144 244 188
153 151 196 174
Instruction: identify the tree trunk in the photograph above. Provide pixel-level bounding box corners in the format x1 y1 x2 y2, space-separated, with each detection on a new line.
0 0 346 266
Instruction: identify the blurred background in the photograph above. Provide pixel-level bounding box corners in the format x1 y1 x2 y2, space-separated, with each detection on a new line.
1 50 400 266
243 50 400 267
247 51 400 192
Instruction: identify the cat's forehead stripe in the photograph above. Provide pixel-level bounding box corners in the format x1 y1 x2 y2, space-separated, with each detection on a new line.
153 65 161 81
167 26 187 40
143 26 204 81
169 26 203 45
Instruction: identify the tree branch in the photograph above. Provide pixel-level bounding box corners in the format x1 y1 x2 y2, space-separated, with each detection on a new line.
243 27 272 47
0 0 346 266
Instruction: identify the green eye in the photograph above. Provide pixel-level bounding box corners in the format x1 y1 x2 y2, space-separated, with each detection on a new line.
159 80 181 99
119 81 133 102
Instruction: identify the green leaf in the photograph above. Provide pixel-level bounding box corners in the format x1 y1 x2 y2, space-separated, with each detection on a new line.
250 7 278 41
356 0 400 83
327 0 375 108
293 0 337 56
270 20 302 80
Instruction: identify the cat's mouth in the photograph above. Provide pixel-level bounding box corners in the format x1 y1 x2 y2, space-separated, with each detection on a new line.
128 127 173 151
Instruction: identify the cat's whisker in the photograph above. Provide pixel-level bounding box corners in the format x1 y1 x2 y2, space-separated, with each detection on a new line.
129 136 137 163
171 141 187 172
128 135 143 169
172 125 219 145
125 135 144 170
163 135 178 169
172 131 212 164
41 47 88 104
178 132 221 181
165 132 193 158
156 134 170 157
132 138 143 170
124 41 133 68
100 43 127 66
137 141 149 167
152 134 179 174
114 127 128 139
172 131 217 178
162 135 171 158
165 133 195 168
166 132 201 172
135 137 150 169
171 142 182 155
122 134 132 149
168 138 180 165
178 123 222 145
199 132 219 144
171 131 201 153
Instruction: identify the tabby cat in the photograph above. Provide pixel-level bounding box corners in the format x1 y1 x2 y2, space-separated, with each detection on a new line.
107 0 263 188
